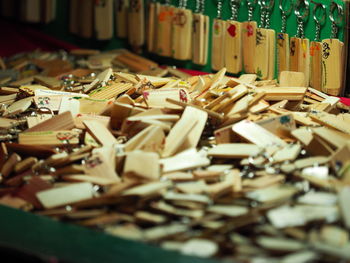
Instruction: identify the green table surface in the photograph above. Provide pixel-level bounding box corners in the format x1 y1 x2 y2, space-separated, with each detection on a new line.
0 205 220 263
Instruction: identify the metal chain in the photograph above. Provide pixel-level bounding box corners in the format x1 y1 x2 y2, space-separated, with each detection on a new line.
265 10 271 28
217 0 223 19
195 0 201 13
230 0 239 21
200 0 205 13
331 22 338 39
281 13 287 33
259 8 266 28
297 17 305 38
248 4 254 21
314 21 321 42
195 0 205 13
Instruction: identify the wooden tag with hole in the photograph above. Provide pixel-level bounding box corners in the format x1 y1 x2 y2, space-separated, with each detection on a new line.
192 13 209 65
147 1 160 52
115 0 128 38
267 29 276 80
255 28 269 80
94 0 113 40
289 37 301 72
310 41 322 91
277 32 290 78
224 20 242 74
172 8 192 60
128 0 145 47
211 19 226 71
242 21 257 74
322 39 343 96
156 5 174 57
298 38 310 87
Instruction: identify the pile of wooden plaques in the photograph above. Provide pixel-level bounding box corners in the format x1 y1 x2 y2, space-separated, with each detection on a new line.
1 49 350 262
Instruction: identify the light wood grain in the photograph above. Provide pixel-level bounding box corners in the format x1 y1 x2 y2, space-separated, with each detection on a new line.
94 0 113 40
289 37 301 72
254 28 269 80
322 39 343 96
156 5 174 57
192 14 209 65
19 130 80 146
310 41 322 91
242 21 257 74
128 0 145 47
147 2 160 52
298 38 310 87
83 120 117 146
267 29 276 80
224 20 242 74
277 32 290 77
211 19 226 71
115 0 128 38
172 8 192 60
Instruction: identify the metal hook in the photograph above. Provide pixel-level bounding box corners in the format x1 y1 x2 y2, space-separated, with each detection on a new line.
330 1 343 27
279 0 292 16
295 0 310 22
313 3 326 26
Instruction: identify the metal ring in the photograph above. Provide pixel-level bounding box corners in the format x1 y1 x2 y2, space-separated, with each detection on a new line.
295 0 310 22
330 1 343 27
313 3 326 26
259 0 275 11
247 0 258 7
279 0 292 16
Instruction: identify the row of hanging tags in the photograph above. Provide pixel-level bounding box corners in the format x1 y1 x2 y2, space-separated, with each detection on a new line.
145 0 209 65
125 0 344 95
277 0 344 96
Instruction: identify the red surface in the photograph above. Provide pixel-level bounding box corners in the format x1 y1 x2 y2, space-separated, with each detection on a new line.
340 97 350 106
0 19 77 57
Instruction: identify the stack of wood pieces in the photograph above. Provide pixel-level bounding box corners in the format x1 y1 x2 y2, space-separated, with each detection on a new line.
0 49 350 262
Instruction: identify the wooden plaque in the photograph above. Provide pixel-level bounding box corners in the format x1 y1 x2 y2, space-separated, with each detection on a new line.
115 0 128 38
254 28 269 80
277 32 290 77
147 2 160 52
192 13 209 65
267 29 276 80
94 0 113 40
298 38 310 87
211 19 226 71
128 0 145 47
242 21 257 74
156 5 174 57
224 20 242 74
310 41 322 91
321 39 343 96
289 37 301 72
172 8 193 60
